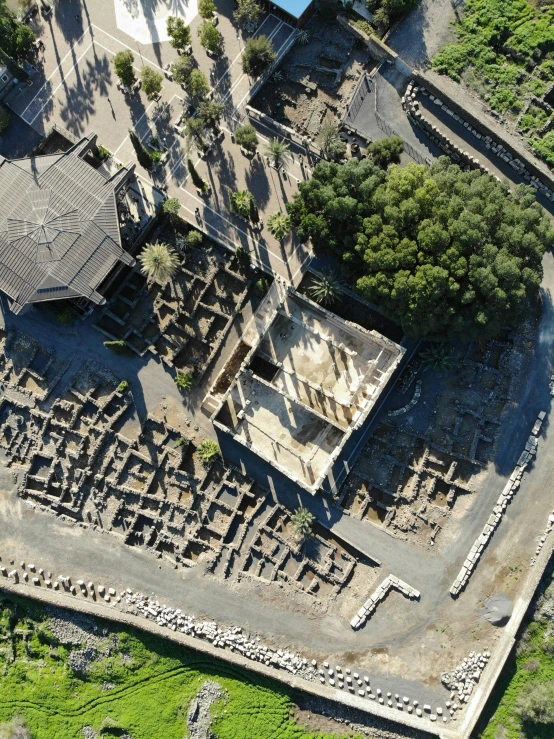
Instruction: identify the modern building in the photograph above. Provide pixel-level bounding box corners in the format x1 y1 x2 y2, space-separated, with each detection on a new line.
211 281 405 494
0 133 135 315
267 0 315 26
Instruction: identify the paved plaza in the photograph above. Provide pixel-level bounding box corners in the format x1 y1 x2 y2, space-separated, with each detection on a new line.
9 0 308 282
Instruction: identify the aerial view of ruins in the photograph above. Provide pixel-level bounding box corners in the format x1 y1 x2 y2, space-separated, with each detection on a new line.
2 0 554 736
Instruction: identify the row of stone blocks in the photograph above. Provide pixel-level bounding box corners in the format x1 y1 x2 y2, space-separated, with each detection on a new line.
350 574 421 630
403 81 554 202
450 410 546 595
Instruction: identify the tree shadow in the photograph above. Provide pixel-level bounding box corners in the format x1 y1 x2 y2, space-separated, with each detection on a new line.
245 157 270 208
54 0 85 45
57 54 111 137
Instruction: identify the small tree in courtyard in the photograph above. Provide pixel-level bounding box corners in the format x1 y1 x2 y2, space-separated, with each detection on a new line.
242 35 276 77
189 69 210 101
186 117 206 151
163 197 181 223
267 212 291 241
113 50 135 87
230 189 255 220
234 0 261 27
141 67 163 99
197 439 219 465
171 56 193 86
264 137 290 168
199 0 216 18
234 123 258 153
308 272 344 306
198 100 223 131
198 21 222 54
138 242 180 284
167 16 191 50
368 135 404 168
291 507 314 543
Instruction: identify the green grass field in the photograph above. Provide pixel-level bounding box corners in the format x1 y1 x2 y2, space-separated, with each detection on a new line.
0 593 361 739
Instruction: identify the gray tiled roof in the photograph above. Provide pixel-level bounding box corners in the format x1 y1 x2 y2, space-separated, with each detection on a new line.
0 135 133 314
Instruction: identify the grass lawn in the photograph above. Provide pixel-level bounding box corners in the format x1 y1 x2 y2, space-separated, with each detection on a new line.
0 593 361 739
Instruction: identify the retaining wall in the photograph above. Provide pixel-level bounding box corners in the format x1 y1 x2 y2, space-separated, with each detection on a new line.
413 70 554 194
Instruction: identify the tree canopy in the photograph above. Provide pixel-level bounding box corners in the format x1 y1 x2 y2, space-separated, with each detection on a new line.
287 157 553 340
113 50 135 87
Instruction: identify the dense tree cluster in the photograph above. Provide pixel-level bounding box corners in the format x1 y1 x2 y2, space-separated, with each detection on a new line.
287 157 553 340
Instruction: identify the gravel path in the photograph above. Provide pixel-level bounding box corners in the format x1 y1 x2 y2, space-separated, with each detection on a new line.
386 0 460 69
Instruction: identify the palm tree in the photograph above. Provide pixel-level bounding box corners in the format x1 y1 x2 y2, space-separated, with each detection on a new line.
291 506 314 542
420 343 455 374
197 439 219 465
138 242 180 284
308 273 344 307
230 189 255 220
175 371 193 391
318 122 346 160
264 138 290 168
267 212 292 241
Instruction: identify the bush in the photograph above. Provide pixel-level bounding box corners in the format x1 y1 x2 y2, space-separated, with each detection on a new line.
254 277 270 298
103 340 127 353
117 380 129 394
175 371 194 391
235 123 258 152
113 50 135 87
234 246 251 267
242 35 276 77
185 230 203 248
368 135 404 168
151 150 162 164
198 21 222 53
163 197 181 220
96 144 110 161
516 681 554 723
141 67 163 99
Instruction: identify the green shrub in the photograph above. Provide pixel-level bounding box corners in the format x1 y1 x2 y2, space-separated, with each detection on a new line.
116 380 129 394
197 439 219 464
103 340 127 353
185 230 203 248
175 371 194 392
96 145 111 161
151 150 162 164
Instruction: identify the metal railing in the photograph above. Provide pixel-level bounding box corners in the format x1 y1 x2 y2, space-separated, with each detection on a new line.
343 74 371 128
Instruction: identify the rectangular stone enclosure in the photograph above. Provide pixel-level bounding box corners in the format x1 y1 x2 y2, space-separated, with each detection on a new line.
212 283 405 493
